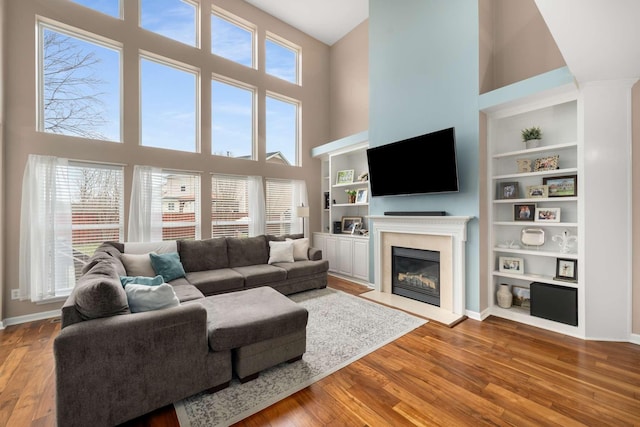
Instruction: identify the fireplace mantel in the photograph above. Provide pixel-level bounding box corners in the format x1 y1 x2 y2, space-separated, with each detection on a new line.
367 215 472 324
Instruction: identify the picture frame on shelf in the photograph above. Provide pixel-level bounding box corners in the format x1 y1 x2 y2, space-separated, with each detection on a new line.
516 159 532 173
499 256 524 275
535 207 561 222
341 216 363 234
336 169 354 185
355 188 368 204
543 175 577 197
555 258 577 282
512 285 531 307
514 203 536 221
526 184 548 198
534 155 559 172
498 182 519 199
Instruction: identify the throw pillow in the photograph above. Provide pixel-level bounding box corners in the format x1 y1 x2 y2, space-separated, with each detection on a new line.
287 237 309 261
119 275 165 287
124 283 180 313
268 240 295 264
149 252 186 282
120 253 156 277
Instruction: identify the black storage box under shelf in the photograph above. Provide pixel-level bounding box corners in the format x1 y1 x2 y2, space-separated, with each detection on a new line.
530 282 578 326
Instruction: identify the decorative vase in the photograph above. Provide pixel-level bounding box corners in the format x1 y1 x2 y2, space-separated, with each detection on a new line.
348 194 356 203
496 284 513 308
525 138 541 149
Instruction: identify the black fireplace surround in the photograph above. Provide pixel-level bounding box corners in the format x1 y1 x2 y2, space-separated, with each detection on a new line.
391 246 440 307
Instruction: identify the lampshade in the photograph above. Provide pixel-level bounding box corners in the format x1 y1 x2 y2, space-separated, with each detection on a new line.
296 206 310 218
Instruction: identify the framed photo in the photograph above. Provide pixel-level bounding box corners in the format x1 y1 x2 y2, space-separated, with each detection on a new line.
499 256 524 275
514 203 536 221
516 159 532 173
512 286 531 307
555 258 577 282
534 155 559 172
543 175 577 197
341 216 363 234
336 169 354 185
535 207 561 222
498 182 519 199
355 188 368 204
526 184 548 198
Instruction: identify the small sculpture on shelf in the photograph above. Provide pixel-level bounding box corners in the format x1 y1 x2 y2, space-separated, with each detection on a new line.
521 126 542 149
552 229 577 254
357 171 368 182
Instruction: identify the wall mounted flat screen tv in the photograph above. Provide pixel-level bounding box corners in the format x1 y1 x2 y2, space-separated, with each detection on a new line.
366 127 459 197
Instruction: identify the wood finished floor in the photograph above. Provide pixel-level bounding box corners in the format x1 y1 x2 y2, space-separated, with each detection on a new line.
1 276 639 426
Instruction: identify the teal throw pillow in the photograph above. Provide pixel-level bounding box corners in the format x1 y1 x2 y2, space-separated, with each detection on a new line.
149 252 186 282
119 275 165 287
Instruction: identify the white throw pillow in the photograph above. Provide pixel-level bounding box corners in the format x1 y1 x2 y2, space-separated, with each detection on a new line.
124 241 177 254
120 253 156 277
124 283 180 313
287 238 309 261
268 240 295 264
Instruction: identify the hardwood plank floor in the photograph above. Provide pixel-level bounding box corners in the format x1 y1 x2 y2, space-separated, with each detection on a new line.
1 276 639 426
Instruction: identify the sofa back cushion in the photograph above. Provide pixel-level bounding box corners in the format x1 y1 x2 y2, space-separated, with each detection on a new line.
73 259 130 321
179 238 229 272
227 235 268 267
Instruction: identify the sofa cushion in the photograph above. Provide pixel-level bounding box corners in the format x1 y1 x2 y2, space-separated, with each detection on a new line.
287 238 309 261
121 253 156 277
124 240 177 254
272 260 329 279
232 264 288 287
168 277 205 302
179 238 228 272
73 260 130 320
227 235 268 267
150 252 186 282
124 283 180 313
185 269 244 295
268 240 294 264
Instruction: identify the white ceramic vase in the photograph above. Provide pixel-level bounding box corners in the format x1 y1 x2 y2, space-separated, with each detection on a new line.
496 284 513 308
525 138 541 149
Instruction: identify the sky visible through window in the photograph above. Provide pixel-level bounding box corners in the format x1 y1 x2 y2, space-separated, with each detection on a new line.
53 0 299 163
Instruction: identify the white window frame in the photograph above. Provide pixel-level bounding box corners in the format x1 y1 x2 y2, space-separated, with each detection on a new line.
265 31 301 85
265 91 301 167
161 170 202 240
211 5 257 69
139 0 200 48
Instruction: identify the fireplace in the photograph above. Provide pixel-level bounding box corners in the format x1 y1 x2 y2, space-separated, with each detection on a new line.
392 246 440 306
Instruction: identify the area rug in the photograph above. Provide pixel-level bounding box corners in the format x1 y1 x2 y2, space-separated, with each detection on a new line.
174 287 427 427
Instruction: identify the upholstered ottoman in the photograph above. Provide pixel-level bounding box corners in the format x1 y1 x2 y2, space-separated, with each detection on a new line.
199 286 308 382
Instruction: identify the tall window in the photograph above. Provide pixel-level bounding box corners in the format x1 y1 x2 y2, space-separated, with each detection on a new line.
71 0 121 18
266 94 299 166
20 156 124 301
161 172 201 240
211 8 254 68
265 179 293 235
38 22 121 141
265 34 299 84
140 0 198 47
140 55 198 152
211 174 249 237
211 77 255 159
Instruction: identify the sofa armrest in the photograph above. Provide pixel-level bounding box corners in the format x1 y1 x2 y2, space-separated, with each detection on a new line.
54 304 214 427
308 247 322 261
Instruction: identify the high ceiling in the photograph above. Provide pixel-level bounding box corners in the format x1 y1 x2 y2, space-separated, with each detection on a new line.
244 0 368 46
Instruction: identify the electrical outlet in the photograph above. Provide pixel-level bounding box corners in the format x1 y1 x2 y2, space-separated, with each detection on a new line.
11 289 20 300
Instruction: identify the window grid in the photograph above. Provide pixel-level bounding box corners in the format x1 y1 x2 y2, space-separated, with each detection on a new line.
211 174 250 238
265 179 293 236
265 33 300 85
211 7 256 68
265 93 300 166
162 171 201 240
211 76 256 159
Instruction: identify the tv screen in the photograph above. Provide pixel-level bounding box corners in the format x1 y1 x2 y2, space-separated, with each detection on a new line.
366 127 459 197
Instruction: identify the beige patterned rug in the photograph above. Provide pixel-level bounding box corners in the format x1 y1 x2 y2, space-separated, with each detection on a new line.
174 287 427 427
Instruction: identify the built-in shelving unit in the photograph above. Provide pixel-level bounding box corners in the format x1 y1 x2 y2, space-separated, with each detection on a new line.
311 132 371 284
482 82 584 337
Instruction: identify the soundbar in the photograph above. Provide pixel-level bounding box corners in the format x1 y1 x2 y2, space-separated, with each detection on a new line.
384 211 447 216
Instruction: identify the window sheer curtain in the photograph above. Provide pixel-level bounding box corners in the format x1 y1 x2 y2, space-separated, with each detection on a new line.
19 155 75 302
291 179 308 236
248 175 265 236
128 165 163 242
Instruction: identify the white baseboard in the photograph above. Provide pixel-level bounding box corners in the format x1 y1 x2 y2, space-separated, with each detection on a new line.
629 333 640 345
2 309 61 328
464 309 482 321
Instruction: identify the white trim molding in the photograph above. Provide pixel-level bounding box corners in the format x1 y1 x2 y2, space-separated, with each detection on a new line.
2 309 61 328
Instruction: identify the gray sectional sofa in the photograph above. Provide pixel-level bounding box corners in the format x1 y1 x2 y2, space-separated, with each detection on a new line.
54 234 328 427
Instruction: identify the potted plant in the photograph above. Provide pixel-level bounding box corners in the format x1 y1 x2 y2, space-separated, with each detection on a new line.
521 126 542 149
345 189 357 203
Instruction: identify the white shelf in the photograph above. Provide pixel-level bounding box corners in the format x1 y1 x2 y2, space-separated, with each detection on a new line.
332 181 369 188
489 306 580 337
493 221 578 227
493 167 577 180
493 196 577 204
492 271 579 287
493 246 578 259
492 141 577 159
